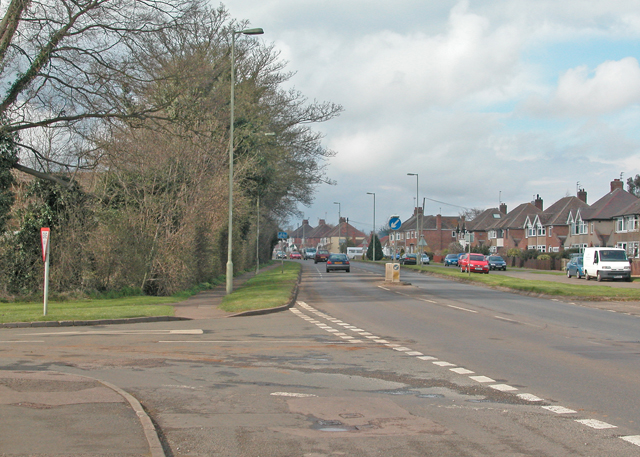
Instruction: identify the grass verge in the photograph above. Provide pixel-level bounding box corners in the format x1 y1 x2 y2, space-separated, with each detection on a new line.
405 265 640 301
220 261 301 313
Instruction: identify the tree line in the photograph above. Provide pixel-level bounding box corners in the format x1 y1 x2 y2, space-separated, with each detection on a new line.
0 1 341 298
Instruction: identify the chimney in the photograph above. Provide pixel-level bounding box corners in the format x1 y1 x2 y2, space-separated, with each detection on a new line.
577 188 587 203
303 219 309 225
436 214 442 230
611 179 624 192
339 217 346 224
499 202 507 214
318 219 325 225
534 194 543 210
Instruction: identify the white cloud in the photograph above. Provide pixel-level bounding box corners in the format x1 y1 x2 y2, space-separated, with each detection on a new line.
525 57 640 117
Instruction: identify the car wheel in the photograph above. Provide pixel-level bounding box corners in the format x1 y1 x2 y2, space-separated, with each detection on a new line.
597 271 602 282
584 271 590 280
346 268 350 273
567 269 571 278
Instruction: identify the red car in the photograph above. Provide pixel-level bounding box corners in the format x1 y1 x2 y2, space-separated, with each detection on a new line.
288 251 302 259
459 253 489 274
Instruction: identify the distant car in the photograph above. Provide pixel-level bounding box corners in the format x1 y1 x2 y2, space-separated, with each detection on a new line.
459 253 489 274
444 254 460 266
566 254 584 279
400 254 417 265
289 251 302 259
314 249 329 263
276 251 286 259
326 253 350 272
487 255 507 271
421 254 430 264
303 248 316 260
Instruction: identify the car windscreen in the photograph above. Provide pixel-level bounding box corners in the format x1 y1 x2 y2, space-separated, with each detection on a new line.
489 256 503 261
599 250 628 261
470 255 484 261
329 254 348 261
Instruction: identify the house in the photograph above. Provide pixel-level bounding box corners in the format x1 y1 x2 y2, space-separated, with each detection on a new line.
288 219 315 251
401 207 461 254
492 198 544 254
323 217 366 252
565 179 638 252
524 192 589 253
612 198 640 258
305 219 334 250
465 206 507 253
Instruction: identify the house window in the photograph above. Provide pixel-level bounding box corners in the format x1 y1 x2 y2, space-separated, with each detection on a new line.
590 223 594 234
551 246 559 253
537 245 546 252
628 215 639 232
548 226 552 237
536 225 546 236
452 231 456 238
616 217 626 233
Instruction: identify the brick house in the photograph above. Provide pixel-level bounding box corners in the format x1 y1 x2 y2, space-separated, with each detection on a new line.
465 206 507 252
492 198 544 254
402 207 461 254
288 219 315 251
565 179 638 252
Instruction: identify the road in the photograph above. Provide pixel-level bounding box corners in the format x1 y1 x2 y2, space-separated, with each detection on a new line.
2 260 640 456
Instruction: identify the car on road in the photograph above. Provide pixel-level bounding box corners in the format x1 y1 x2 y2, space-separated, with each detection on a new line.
275 251 286 259
400 253 417 265
288 251 302 260
459 253 489 274
314 249 330 263
566 254 584 278
303 248 316 260
487 255 507 270
444 253 460 266
326 253 350 272
421 254 430 264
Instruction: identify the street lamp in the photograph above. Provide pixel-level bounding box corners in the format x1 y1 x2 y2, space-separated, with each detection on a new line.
407 173 420 264
227 27 264 295
367 192 376 262
334 202 341 252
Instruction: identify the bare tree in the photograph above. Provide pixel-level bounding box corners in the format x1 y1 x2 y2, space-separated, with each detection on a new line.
0 0 199 184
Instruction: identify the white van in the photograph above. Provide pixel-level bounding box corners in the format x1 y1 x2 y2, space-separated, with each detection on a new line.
346 247 364 259
583 247 632 282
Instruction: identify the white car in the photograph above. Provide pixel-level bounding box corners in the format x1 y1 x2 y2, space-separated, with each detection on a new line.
421 254 430 264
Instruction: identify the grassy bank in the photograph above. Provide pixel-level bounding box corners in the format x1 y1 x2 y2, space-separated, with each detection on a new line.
405 265 640 301
220 261 301 313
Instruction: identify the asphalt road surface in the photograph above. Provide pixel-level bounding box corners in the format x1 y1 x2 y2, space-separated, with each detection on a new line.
2 260 640 456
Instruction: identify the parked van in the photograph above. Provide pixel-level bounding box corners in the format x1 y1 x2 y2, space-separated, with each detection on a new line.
583 247 632 282
346 247 364 259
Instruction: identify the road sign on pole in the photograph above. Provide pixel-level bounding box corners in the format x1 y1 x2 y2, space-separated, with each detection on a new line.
388 215 402 231
278 231 288 240
40 228 51 316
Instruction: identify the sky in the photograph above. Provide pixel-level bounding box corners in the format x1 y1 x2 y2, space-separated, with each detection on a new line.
221 0 640 233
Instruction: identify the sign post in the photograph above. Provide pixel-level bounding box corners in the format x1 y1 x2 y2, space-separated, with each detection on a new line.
386 216 402 283
40 228 51 316
278 231 288 273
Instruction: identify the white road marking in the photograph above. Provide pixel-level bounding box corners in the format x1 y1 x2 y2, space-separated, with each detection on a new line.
378 286 390 291
392 347 412 352
365 335 380 339
621 436 640 446
417 356 438 361
348 339 364 343
374 339 389 343
405 351 424 356
517 393 543 402
490 384 518 392
433 361 456 367
542 406 576 414
469 375 495 383
25 329 203 336
447 305 478 313
575 419 617 429
358 332 373 336
417 298 438 304
0 340 45 343
450 368 474 375
271 392 316 397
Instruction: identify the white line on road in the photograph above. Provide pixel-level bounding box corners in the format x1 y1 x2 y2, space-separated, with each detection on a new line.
621 436 640 446
490 384 518 392
575 419 617 429
447 305 478 313
450 367 474 374
433 361 456 367
469 375 495 383
517 393 543 402
23 329 204 336
541 406 576 414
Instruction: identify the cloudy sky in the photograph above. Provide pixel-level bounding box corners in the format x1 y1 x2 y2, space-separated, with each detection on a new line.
222 0 640 233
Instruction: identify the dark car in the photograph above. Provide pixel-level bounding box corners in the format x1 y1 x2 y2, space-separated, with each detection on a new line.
400 253 417 265
275 251 286 259
326 253 350 272
444 253 460 266
459 253 489 274
566 254 584 279
487 255 507 270
314 249 329 264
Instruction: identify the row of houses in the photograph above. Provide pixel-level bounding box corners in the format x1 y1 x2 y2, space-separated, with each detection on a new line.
287 217 367 253
287 178 640 258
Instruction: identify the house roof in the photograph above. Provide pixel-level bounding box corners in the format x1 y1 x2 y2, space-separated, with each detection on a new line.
540 196 590 226
289 221 315 238
467 208 505 231
306 221 334 239
613 196 640 217
495 202 543 229
327 222 366 239
581 188 638 220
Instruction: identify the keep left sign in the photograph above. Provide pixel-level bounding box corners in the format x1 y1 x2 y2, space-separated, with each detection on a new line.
40 227 50 262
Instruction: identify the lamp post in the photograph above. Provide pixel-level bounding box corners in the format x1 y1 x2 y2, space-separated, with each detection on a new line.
407 173 420 264
227 27 264 295
367 192 376 262
334 202 341 252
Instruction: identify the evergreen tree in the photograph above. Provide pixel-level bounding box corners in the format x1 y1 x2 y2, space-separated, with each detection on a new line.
366 234 383 261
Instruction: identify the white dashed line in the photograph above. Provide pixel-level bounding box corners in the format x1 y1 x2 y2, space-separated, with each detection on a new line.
517 393 543 402
469 375 495 383
450 368 474 375
575 419 617 430
392 347 412 352
374 339 389 343
447 305 478 313
490 384 518 392
433 361 456 367
417 356 438 361
405 351 424 356
621 436 640 446
542 406 576 414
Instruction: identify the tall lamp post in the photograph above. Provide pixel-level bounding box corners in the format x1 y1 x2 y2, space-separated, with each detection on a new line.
367 192 376 262
407 173 420 264
227 27 264 295
333 202 341 252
